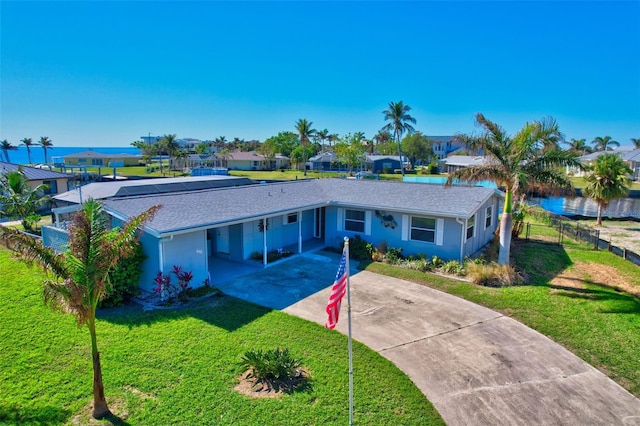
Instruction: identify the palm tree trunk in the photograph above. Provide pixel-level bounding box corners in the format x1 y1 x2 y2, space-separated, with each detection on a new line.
396 133 405 178
88 317 110 419
498 190 513 265
596 203 603 227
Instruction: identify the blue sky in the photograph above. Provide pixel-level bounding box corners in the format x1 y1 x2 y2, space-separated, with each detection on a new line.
1 1 639 147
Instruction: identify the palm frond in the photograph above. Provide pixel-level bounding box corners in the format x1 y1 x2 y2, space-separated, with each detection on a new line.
0 226 69 279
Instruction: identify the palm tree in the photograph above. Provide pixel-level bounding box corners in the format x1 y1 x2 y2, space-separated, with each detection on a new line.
592 135 619 152
328 133 339 149
160 134 179 171
0 168 50 232
582 153 632 226
0 139 18 163
21 138 34 164
38 136 54 164
316 129 329 150
0 199 159 419
565 138 593 155
373 129 392 154
630 138 640 149
382 101 416 177
446 113 582 265
295 118 316 176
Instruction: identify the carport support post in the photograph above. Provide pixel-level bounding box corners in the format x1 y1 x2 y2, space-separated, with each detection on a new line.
345 237 354 426
263 221 268 266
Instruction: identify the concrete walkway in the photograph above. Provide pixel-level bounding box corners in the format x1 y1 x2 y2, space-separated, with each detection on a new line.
283 270 640 425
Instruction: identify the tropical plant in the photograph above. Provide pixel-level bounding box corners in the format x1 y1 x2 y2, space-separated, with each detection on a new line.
100 237 146 307
328 133 340 149
631 138 640 149
38 136 54 164
316 128 329 150
1 139 18 163
334 133 366 175
295 119 316 176
382 101 416 177
0 199 159 419
20 137 35 164
565 138 593 155
582 153 632 226
401 131 433 168
240 347 303 390
592 135 620 152
0 169 50 232
446 113 582 265
159 134 180 171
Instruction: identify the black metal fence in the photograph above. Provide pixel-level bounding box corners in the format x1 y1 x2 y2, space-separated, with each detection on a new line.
522 216 640 267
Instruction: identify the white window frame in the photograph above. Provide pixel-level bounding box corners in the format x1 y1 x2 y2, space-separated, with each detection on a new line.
409 216 436 243
466 214 476 240
485 206 493 229
286 212 298 225
344 209 365 233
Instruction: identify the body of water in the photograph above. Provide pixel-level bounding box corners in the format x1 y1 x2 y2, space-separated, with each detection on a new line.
403 176 498 188
2 146 140 165
406 176 640 219
528 196 640 219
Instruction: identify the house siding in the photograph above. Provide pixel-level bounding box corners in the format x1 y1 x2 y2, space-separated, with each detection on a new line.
138 231 161 293
159 231 208 290
241 210 315 259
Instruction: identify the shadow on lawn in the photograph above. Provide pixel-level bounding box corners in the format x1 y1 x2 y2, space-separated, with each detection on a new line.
99 294 272 332
0 405 70 424
513 240 640 314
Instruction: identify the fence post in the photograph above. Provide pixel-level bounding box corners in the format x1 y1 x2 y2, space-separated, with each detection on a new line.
623 248 627 260
526 223 530 241
595 230 599 251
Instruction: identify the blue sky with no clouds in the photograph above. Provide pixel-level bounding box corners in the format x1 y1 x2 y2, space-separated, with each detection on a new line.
1 1 639 147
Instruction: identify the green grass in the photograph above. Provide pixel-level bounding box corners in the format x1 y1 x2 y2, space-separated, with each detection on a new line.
365 237 640 397
0 249 443 425
570 176 640 190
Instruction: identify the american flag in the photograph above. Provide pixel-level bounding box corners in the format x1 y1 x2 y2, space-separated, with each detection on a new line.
325 247 348 329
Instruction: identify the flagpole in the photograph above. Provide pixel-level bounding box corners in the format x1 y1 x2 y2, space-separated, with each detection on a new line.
344 236 354 426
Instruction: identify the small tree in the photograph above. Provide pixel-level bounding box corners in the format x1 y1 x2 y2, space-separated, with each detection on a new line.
0 199 159 419
0 169 50 232
582 153 632 226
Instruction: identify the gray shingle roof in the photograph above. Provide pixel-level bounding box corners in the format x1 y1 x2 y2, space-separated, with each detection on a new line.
102 178 500 236
0 162 71 180
54 175 254 204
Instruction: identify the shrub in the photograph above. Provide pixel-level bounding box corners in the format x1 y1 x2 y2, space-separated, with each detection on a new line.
442 260 465 275
427 163 439 174
101 237 146 307
403 258 431 272
240 348 302 386
348 235 372 260
431 255 445 268
467 262 520 287
385 247 404 264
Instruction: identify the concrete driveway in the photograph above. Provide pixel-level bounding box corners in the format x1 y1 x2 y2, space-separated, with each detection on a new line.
219 252 640 425
284 271 640 425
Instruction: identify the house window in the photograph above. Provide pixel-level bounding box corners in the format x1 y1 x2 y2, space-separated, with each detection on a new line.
42 180 57 195
92 159 103 166
344 209 365 233
485 206 493 229
287 213 298 224
466 214 476 240
410 216 436 243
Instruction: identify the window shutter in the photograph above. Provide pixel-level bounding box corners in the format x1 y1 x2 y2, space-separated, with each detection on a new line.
337 208 343 232
402 215 409 241
436 218 444 246
365 211 372 235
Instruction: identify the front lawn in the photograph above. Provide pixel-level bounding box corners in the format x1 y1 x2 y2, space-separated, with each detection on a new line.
0 249 442 425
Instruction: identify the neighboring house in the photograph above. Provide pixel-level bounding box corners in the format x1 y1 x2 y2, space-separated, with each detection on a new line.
309 151 341 171
226 151 289 171
430 136 466 160
440 155 489 173
573 148 640 180
365 155 403 173
64 150 140 167
0 161 72 196
44 179 502 293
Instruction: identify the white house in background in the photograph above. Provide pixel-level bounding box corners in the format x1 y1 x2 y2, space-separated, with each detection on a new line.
440 156 490 173
43 178 503 293
226 151 289 171
572 148 640 181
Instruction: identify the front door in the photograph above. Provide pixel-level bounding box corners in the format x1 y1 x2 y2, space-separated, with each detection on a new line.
216 226 230 254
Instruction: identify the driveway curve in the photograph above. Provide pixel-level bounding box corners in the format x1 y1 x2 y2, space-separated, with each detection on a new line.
283 269 640 425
